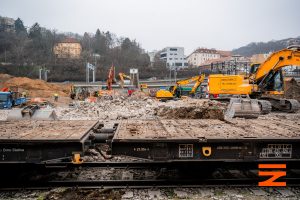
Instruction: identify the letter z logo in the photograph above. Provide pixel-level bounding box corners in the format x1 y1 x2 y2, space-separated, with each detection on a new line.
258 164 286 187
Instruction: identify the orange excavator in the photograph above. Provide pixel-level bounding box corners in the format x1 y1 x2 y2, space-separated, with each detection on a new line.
106 65 115 90
118 73 131 88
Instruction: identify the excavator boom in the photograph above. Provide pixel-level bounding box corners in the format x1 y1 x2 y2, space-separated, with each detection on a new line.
119 73 131 88
156 74 205 100
251 46 300 82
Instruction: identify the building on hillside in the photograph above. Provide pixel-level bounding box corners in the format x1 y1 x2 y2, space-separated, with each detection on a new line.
187 48 221 67
0 16 15 32
53 38 82 59
160 47 188 69
217 50 232 58
199 54 250 74
250 52 272 63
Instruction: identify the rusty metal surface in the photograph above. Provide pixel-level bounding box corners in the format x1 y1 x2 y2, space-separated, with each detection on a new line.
114 118 300 140
0 120 97 141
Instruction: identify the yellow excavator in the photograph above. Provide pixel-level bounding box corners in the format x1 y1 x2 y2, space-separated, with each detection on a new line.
156 74 205 100
208 45 300 118
118 73 131 88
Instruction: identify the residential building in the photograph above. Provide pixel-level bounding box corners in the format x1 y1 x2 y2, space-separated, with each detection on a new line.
250 52 272 63
187 48 221 66
199 54 251 74
217 50 232 58
160 47 188 69
53 38 82 59
0 16 15 32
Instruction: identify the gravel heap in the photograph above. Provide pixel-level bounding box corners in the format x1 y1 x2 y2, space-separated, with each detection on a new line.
55 96 159 120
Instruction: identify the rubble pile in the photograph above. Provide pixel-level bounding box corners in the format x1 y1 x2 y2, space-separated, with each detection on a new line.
0 74 70 98
55 97 227 121
55 97 159 120
155 99 226 120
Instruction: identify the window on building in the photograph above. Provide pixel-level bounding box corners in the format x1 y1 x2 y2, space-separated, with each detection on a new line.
170 48 178 51
169 58 172 60
170 53 173 55
174 53 177 55
175 58 178 60
175 63 182 66
160 53 167 58
194 58 196 60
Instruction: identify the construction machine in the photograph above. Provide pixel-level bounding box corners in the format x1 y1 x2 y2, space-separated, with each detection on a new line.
118 73 131 88
107 65 116 90
156 74 205 100
208 46 300 118
0 87 27 109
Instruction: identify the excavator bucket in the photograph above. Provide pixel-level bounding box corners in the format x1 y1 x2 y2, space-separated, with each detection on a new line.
7 108 57 121
225 98 261 119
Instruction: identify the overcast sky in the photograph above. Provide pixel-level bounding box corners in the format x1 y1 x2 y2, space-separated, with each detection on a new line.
1 0 299 54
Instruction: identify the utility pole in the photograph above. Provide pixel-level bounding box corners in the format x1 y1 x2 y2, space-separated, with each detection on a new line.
4 49 6 63
86 62 96 83
44 69 50 82
39 68 43 80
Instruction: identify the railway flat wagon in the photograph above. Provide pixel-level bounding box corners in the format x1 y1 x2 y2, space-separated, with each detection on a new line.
0 120 97 163
111 119 300 162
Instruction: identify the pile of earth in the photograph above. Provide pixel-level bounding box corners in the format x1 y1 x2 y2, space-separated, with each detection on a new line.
0 74 70 98
154 99 226 120
284 78 300 102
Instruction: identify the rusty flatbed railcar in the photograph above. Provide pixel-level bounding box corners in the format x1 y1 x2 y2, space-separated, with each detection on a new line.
110 118 300 162
0 120 97 163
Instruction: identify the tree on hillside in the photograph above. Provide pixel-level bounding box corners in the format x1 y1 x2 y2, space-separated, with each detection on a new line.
29 23 42 40
14 18 27 35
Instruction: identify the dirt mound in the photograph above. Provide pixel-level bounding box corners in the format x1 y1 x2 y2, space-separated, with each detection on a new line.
285 78 300 102
155 99 226 120
3 76 70 98
0 74 13 88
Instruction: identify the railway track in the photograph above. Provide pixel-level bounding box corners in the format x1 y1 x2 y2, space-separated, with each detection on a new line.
2 177 300 190
1 161 300 190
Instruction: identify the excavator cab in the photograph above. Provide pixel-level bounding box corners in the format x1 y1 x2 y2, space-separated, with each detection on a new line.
249 63 260 75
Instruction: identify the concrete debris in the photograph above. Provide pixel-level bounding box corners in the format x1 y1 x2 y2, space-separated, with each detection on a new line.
122 190 134 199
55 97 158 120
54 98 227 121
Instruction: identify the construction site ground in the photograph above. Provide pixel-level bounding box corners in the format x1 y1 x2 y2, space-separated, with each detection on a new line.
0 75 300 200
0 95 299 140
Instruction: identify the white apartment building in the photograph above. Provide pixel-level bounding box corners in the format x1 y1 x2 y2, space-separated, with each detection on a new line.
160 47 188 69
187 48 221 66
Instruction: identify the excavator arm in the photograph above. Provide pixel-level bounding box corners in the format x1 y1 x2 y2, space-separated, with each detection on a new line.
171 75 205 94
190 74 205 94
118 73 131 88
250 46 300 82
